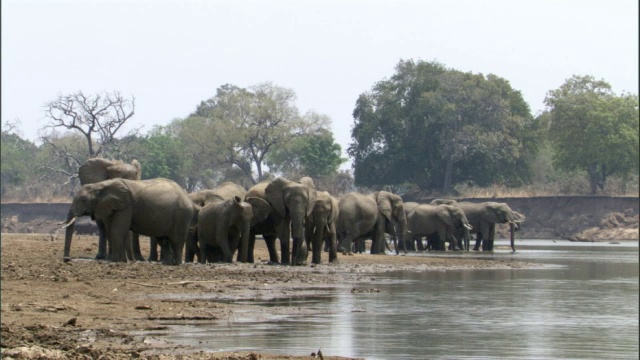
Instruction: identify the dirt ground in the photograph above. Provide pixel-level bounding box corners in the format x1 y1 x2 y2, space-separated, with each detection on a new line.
0 234 543 360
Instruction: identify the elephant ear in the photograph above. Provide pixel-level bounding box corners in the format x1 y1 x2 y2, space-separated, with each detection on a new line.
299 176 316 190
105 161 138 181
94 180 130 220
131 159 142 180
245 196 271 226
436 205 456 228
305 185 317 217
329 194 339 223
375 191 393 222
265 177 289 217
79 158 112 185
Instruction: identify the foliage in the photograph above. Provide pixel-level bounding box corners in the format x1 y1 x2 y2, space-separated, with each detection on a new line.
543 75 639 194
266 128 346 178
183 82 329 185
1 127 39 195
349 59 539 194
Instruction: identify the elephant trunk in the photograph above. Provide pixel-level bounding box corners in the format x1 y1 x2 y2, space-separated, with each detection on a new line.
509 222 516 252
291 214 307 265
396 212 408 254
62 210 77 260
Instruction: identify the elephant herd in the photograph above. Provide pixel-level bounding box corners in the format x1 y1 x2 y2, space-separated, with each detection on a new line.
60 158 525 266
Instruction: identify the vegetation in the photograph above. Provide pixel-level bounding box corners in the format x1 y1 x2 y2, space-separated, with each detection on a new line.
349 59 540 194
1 62 638 202
541 75 639 195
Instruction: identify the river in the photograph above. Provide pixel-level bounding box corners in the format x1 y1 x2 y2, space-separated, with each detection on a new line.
141 239 639 359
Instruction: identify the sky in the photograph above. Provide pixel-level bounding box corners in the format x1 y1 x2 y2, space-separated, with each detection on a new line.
2 0 638 166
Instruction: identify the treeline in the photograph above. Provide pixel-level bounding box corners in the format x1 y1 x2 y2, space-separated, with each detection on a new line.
2 59 638 201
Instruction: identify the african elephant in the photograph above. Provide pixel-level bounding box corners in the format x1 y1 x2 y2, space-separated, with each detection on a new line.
337 191 407 255
305 190 340 264
188 182 247 207
406 203 472 251
264 177 317 265
178 182 247 263
77 157 143 260
61 178 195 264
457 201 525 252
197 196 252 263
244 180 280 264
402 202 423 251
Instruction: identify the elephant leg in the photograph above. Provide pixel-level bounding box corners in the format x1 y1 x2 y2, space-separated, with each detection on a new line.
131 232 145 261
415 235 425 251
198 238 207 264
473 233 482 251
311 222 324 265
96 221 108 259
277 221 291 265
247 233 257 263
185 227 199 263
124 232 135 261
148 237 159 261
487 224 496 251
263 234 280 263
108 210 132 263
370 220 385 255
216 227 233 263
327 223 338 263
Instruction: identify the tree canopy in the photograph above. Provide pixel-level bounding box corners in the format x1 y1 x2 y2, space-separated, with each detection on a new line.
543 75 639 194
181 82 330 185
349 59 539 194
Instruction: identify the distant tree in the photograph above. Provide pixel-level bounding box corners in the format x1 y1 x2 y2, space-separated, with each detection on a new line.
184 83 329 184
349 59 538 194
136 126 183 182
40 90 141 186
1 122 39 197
266 128 346 178
543 75 639 194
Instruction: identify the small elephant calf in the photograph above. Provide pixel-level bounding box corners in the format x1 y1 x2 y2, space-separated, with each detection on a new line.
197 196 253 263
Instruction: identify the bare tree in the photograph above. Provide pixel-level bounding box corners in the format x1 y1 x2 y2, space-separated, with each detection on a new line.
40 91 140 188
42 90 138 158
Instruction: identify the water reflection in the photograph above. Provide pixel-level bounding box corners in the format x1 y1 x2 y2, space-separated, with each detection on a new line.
139 240 638 359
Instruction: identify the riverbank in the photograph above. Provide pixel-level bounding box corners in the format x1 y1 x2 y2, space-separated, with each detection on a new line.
1 234 542 359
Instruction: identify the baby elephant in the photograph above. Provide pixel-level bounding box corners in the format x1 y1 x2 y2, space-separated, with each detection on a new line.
197 196 253 263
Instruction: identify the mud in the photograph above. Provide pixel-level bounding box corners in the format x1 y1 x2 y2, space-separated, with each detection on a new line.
1 234 539 359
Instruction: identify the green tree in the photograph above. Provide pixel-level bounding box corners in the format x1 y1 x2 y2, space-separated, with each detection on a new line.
1 123 39 197
349 59 538 194
543 75 639 194
266 128 346 178
137 126 183 182
184 82 329 184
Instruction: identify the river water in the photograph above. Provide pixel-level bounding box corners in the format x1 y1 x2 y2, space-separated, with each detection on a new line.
142 240 639 359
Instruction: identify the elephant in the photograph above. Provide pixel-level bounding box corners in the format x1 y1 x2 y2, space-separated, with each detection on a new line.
402 201 423 251
76 157 144 260
196 195 252 263
60 178 195 264
456 201 525 252
406 203 472 251
336 191 407 255
305 190 340 264
244 180 280 264
264 177 317 265
175 182 247 263
188 182 247 207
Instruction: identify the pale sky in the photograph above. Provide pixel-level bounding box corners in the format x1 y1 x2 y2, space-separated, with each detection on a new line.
2 0 638 166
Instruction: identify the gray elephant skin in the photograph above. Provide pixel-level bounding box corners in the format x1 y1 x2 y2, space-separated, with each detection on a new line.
61 178 195 264
179 182 247 263
264 177 317 265
337 191 407 255
76 157 143 260
197 195 252 263
244 181 280 264
456 201 525 251
305 190 340 264
406 203 472 251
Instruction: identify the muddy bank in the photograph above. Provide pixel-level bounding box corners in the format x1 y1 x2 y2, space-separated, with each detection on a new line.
1 234 540 359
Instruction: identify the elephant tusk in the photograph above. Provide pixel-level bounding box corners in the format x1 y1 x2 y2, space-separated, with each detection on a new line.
464 224 473 230
59 217 77 229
